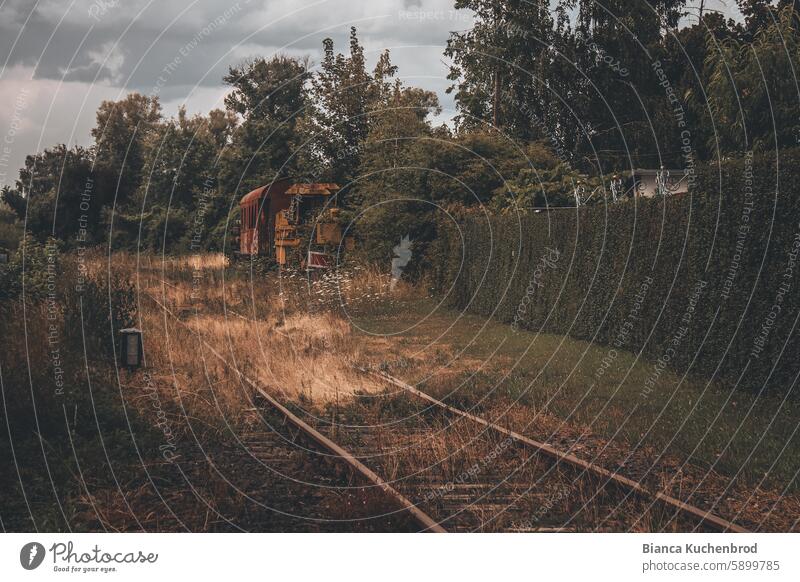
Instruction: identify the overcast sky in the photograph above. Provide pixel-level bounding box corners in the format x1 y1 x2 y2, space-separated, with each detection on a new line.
0 0 738 188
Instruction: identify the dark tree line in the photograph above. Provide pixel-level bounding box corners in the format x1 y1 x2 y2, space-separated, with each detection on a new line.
447 0 800 171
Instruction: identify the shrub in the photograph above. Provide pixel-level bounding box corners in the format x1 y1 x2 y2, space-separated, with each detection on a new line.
429 148 800 393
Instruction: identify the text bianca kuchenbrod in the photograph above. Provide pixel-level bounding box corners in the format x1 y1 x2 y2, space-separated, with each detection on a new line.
643 542 758 555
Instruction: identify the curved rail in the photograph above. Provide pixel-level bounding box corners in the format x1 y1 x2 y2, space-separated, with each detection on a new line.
142 290 445 533
365 369 748 533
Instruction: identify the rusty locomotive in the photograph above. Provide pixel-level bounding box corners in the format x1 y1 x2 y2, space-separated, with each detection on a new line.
234 178 352 268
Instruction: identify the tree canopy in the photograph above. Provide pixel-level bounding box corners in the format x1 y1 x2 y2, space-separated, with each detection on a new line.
1 7 798 255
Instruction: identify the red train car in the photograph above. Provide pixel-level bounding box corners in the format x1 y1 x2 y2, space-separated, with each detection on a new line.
236 180 347 267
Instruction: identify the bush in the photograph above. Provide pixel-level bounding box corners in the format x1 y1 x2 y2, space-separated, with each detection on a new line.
0 201 23 250
429 148 800 393
1 244 136 430
0 234 61 301
0 244 141 529
62 262 136 359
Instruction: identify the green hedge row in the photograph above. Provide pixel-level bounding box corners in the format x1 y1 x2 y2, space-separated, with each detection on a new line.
429 148 800 392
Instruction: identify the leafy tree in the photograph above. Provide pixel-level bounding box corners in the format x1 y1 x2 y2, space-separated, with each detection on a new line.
663 13 741 163
491 162 607 213
206 108 239 149
737 0 800 39
1 185 25 220
92 93 162 208
10 145 95 241
445 0 701 172
351 82 441 264
426 130 531 205
220 55 309 194
0 195 23 250
706 5 800 152
139 107 231 209
298 28 399 187
445 0 556 139
114 107 237 252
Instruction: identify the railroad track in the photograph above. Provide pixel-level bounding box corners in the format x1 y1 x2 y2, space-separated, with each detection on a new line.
141 289 443 532
186 406 423 532
140 287 747 533
355 370 748 532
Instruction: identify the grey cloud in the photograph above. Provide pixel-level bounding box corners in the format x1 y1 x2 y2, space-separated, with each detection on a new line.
3 0 466 93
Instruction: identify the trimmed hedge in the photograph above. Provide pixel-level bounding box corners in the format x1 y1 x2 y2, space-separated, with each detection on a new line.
429 148 800 392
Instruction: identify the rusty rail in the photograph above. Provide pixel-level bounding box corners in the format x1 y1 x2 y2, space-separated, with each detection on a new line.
142 291 445 533
366 369 748 533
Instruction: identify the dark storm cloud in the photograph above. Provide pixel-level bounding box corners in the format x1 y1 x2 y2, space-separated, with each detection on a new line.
1 0 264 88
1 0 469 93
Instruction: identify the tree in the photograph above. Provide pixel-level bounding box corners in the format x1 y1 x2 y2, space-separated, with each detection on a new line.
355 84 441 196
10 145 95 241
351 82 441 269
445 0 556 139
113 107 238 252
706 5 800 153
140 107 231 209
444 0 699 172
0 194 23 250
92 93 162 209
298 28 399 187
220 55 309 194
738 0 771 36
1 185 25 220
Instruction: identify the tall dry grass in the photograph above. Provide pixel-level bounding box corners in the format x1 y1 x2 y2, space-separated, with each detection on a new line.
118 254 419 430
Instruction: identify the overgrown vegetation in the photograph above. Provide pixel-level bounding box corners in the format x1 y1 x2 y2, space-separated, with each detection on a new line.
2 0 800 531
430 148 800 394
0 243 143 529
0 248 409 530
350 299 800 516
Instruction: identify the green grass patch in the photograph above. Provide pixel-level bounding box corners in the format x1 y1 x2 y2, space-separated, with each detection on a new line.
353 298 800 491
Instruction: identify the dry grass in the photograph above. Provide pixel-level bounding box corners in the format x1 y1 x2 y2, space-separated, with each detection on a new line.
123 256 676 530
13 250 795 532
114 254 414 416
47 251 785 532
59 253 419 531
3 249 427 532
